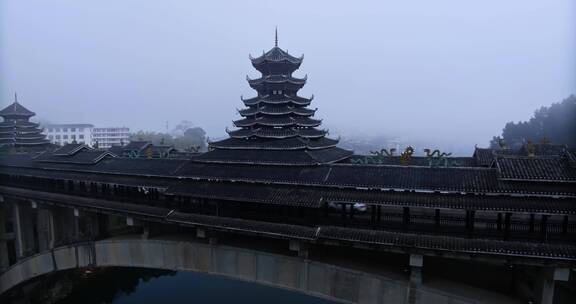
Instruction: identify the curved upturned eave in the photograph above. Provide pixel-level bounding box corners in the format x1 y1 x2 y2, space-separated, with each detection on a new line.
227 127 327 139
243 99 311 107
249 81 305 92
0 137 50 144
238 107 317 117
249 47 304 65
0 129 44 134
246 74 307 86
0 122 40 128
13 141 50 145
209 137 338 151
0 134 47 140
241 94 314 106
233 117 322 128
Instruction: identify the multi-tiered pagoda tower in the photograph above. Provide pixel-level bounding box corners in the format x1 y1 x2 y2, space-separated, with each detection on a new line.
0 96 50 150
196 33 352 165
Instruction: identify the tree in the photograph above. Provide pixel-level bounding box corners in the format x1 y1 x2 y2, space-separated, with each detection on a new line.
130 123 207 152
174 127 206 151
171 120 196 137
129 131 174 146
490 95 576 149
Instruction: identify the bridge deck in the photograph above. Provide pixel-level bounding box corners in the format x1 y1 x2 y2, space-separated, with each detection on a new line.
1 186 575 265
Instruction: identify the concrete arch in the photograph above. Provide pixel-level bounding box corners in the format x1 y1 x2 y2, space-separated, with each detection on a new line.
0 238 486 304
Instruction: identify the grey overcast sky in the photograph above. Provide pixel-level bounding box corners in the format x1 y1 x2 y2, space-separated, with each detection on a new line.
1 0 574 147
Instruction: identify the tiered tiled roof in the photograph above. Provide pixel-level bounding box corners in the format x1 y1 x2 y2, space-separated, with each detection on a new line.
0 99 50 149
197 37 352 165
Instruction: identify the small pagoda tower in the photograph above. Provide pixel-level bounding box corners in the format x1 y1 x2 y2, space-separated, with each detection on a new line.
0 96 50 150
196 31 352 165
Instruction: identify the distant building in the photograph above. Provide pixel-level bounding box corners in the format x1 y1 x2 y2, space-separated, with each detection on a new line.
92 127 130 149
43 124 94 146
42 124 130 148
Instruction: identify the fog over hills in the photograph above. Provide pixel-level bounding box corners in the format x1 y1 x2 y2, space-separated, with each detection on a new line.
2 1 574 152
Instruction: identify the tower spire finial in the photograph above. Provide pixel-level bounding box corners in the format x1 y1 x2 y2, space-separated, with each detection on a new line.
14 92 18 103
275 26 278 47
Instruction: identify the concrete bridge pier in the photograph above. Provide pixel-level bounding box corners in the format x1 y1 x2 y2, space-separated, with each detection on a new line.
404 254 424 304
409 254 423 285
539 267 570 304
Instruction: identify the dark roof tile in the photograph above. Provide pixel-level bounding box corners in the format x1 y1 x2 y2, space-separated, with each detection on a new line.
0 102 35 116
496 156 576 182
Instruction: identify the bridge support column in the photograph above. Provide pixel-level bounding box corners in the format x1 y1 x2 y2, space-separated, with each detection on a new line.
73 208 80 238
0 206 12 271
52 207 80 245
141 223 150 239
96 213 109 239
504 212 512 240
36 207 55 251
0 242 8 272
434 209 440 231
539 268 570 304
465 210 475 237
540 215 549 241
402 207 410 228
13 202 37 259
409 254 423 285
289 240 308 259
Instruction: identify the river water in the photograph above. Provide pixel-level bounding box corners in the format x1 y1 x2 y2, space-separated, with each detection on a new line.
44 267 337 304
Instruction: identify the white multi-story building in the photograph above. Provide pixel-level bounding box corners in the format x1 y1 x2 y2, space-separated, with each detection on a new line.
42 124 130 148
43 124 94 146
92 127 130 148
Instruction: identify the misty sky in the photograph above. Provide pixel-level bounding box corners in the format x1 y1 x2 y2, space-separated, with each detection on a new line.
1 0 574 147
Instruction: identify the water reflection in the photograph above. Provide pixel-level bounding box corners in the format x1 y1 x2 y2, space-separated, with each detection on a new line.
18 267 337 304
